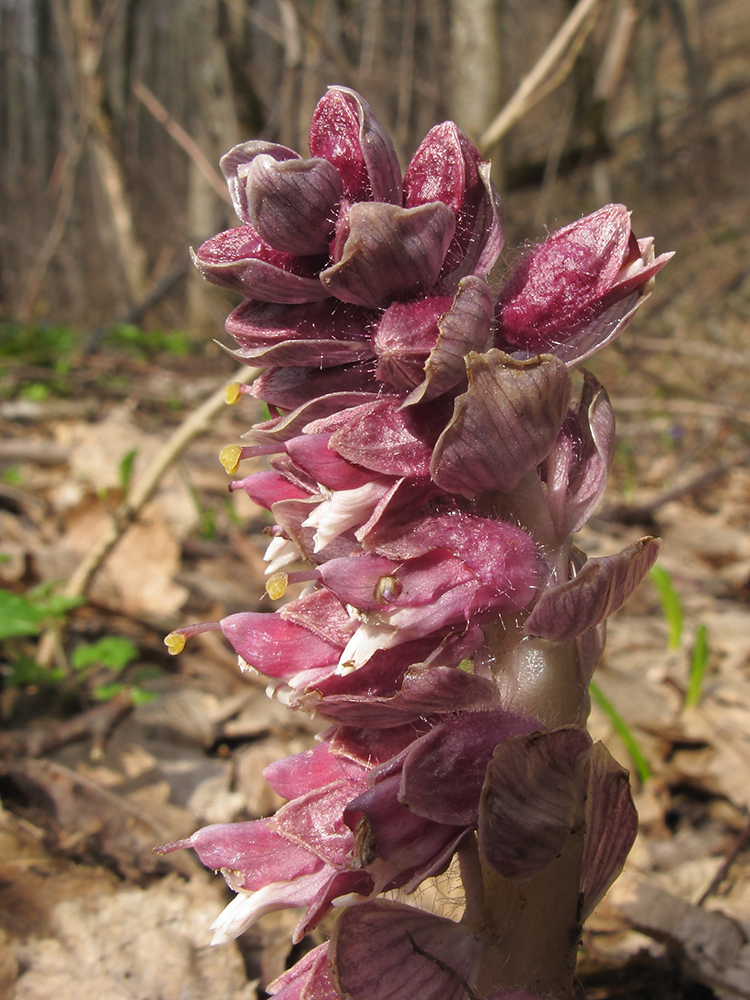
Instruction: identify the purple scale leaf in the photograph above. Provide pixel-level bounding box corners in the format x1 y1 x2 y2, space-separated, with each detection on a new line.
453 160 506 283
192 226 327 303
219 139 300 223
354 477 441 544
225 298 376 369
495 204 673 363
306 662 497 730
478 726 592 881
280 588 359 648
345 772 465 879
330 723 433 768
320 550 477 614
430 349 571 497
370 512 538 612
580 742 638 920
543 370 616 540
330 900 483 1000
309 87 402 204
317 554 401 609
403 276 493 406
253 364 381 410
268 453 320 494
496 204 632 350
400 710 541 826
320 201 456 308
373 295 453 392
387 578 480 635
285 434 383 491
404 122 505 284
525 536 661 642
244 154 343 255
233 469 312 509
244 391 386 445
223 338 372 368
274 778 366 868
300 631 482 727
295 868 376 943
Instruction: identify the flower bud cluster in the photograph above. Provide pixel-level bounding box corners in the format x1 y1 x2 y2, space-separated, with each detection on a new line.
160 88 671 999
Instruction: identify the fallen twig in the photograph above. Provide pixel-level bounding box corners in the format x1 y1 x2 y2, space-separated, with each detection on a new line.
479 0 603 151
0 688 133 760
35 364 259 667
599 449 750 525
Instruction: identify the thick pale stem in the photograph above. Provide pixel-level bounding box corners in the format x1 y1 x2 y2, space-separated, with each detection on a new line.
476 822 585 998
469 609 590 996
480 617 589 729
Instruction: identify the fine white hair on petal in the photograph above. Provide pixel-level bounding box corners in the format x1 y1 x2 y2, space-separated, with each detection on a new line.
209 890 260 945
336 621 399 674
209 881 294 945
331 892 364 908
302 481 383 553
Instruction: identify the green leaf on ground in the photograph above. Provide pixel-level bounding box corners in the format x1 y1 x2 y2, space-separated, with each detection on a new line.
650 564 684 649
72 636 140 673
590 680 652 783
685 624 710 708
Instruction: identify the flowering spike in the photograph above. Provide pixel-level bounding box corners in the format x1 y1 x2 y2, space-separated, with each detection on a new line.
175 87 670 1000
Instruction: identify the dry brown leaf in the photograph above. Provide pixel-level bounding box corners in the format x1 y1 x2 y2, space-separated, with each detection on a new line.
610 870 750 998
11 873 256 1000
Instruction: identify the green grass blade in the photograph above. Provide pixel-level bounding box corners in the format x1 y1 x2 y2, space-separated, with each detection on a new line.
684 624 709 708
649 564 683 649
589 680 652 783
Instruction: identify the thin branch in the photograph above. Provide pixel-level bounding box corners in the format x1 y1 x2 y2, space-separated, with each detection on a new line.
68 363 259 599
34 364 259 667
132 80 231 204
0 689 133 760
696 814 750 907
599 449 750 524
283 0 360 87
479 0 602 152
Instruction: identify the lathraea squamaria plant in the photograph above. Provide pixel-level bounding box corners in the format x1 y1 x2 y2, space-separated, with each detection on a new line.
158 87 672 1000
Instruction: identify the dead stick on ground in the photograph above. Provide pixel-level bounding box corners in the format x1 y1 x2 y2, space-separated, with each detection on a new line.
36 364 259 666
599 449 750 524
479 0 602 152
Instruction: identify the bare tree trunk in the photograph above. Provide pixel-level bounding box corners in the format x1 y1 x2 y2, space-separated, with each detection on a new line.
183 0 240 329
449 0 503 161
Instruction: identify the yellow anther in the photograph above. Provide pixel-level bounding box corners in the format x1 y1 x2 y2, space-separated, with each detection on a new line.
219 444 242 474
266 572 289 601
458 658 474 672
164 632 186 655
224 382 242 405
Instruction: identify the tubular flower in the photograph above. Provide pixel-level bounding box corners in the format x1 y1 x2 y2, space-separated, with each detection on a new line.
165 88 670 1000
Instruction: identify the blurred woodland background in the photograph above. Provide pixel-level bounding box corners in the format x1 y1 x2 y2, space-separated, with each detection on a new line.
1 0 744 330
3 2 750 999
